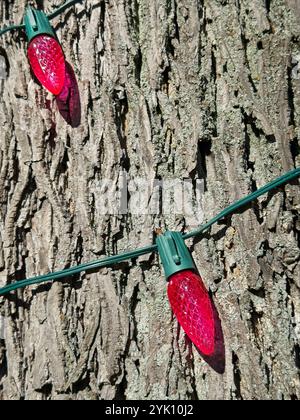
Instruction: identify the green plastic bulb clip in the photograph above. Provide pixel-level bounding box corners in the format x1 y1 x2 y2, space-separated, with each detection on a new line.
156 231 196 280
24 7 56 43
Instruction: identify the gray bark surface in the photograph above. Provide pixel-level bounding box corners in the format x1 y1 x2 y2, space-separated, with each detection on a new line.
0 0 299 400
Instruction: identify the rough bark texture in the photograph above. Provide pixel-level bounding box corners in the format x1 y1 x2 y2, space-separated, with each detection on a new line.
0 0 299 400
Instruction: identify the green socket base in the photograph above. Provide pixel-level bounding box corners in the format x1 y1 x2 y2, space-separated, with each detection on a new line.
24 7 56 42
156 231 196 280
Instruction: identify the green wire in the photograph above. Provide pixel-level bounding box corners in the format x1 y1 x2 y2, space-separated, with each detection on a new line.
0 244 157 296
0 167 299 296
0 0 82 37
48 0 83 20
0 24 25 37
183 167 300 240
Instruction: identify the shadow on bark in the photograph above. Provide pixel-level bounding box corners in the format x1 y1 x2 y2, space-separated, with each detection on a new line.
195 298 225 374
55 61 81 127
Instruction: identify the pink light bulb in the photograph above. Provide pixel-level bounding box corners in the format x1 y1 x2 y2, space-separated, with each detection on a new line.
27 34 65 95
167 270 215 355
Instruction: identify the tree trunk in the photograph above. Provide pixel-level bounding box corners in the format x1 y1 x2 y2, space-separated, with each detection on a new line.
0 0 299 400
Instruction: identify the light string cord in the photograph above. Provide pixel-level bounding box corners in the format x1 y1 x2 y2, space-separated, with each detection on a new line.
0 167 299 296
0 0 82 37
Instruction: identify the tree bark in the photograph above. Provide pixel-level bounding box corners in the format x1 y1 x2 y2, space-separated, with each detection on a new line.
0 0 299 400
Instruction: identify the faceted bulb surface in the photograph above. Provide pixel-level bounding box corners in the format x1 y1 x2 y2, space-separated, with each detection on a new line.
28 35 65 95
168 270 215 355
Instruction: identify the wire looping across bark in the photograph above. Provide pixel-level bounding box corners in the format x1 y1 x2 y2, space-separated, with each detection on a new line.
0 167 299 296
0 0 82 37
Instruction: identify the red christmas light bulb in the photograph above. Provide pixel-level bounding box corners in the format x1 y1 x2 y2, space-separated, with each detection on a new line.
27 34 65 95
167 270 215 356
